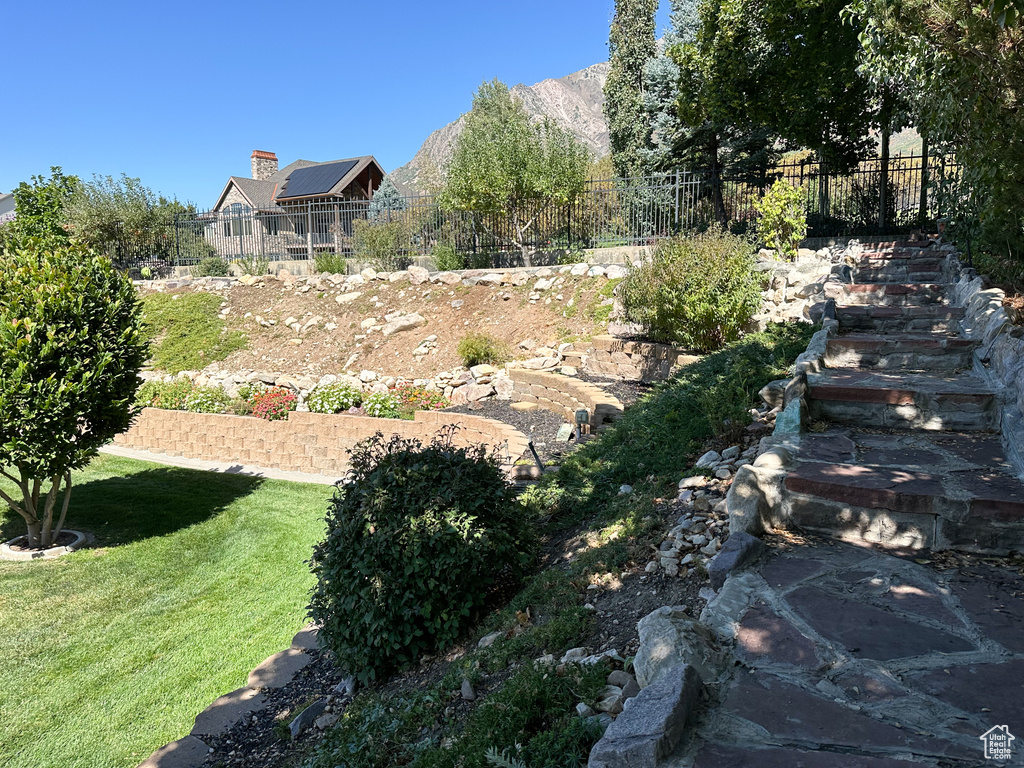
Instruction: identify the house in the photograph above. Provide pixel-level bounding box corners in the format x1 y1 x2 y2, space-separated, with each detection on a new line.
0 192 15 224
205 151 387 260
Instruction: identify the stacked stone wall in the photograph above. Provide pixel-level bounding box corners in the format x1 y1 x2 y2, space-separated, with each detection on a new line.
508 369 623 429
113 408 529 475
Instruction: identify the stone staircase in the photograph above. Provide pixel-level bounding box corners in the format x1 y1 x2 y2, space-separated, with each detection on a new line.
782 242 1024 553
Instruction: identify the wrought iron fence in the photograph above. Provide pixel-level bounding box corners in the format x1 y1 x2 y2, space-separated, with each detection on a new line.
106 154 958 271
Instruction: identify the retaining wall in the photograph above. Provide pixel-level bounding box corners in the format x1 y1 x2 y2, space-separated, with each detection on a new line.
578 335 698 383
113 408 529 476
508 369 624 429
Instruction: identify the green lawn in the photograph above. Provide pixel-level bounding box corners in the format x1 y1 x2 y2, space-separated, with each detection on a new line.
0 455 328 768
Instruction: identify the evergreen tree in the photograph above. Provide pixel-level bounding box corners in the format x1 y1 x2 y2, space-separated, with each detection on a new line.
367 176 406 220
605 0 658 178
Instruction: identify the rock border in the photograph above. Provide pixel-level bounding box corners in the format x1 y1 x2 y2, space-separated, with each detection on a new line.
0 529 89 562
137 625 323 768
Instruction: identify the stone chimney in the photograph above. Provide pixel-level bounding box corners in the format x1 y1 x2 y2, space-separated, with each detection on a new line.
251 150 278 181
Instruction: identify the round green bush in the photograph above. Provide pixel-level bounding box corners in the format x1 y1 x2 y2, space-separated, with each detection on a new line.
135 378 195 410
618 225 763 352
363 391 401 419
184 385 231 414
306 382 363 413
457 333 509 367
192 256 230 278
308 429 537 684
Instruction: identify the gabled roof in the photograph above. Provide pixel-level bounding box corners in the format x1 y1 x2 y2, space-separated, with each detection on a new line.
213 156 384 211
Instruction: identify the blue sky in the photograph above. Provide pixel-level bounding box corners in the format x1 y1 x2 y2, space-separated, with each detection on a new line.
1 1 670 209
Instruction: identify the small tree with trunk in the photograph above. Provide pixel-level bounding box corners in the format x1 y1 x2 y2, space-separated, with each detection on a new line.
0 240 147 548
440 79 590 267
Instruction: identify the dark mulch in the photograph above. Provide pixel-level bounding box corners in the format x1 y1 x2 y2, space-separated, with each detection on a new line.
444 399 575 465
201 650 348 768
573 372 655 407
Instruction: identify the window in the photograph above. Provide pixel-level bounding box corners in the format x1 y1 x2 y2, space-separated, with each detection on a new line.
262 215 279 236
223 203 253 237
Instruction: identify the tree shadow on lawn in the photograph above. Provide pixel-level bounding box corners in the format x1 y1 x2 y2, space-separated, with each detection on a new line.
0 466 266 548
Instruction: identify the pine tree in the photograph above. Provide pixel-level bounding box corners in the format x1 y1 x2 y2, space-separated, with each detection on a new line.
604 0 658 178
367 176 406 221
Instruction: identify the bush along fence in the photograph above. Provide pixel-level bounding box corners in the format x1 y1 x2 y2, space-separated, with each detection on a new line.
108 154 957 273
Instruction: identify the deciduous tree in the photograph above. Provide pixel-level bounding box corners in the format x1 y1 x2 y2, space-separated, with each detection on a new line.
440 80 590 267
0 241 147 548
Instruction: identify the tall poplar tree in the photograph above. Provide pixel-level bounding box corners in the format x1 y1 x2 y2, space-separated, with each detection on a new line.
605 0 658 178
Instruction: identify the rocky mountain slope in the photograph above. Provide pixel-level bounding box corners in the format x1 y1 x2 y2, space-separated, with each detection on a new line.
391 62 610 192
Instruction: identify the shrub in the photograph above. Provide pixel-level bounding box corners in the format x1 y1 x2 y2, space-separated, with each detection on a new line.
754 179 807 260
363 391 402 419
308 428 537 683
394 384 448 416
192 256 229 277
306 382 363 413
353 219 409 272
314 252 350 275
457 333 510 367
430 243 464 272
232 254 270 276
135 378 195 410
184 385 231 414
617 226 762 351
0 240 148 548
249 386 297 420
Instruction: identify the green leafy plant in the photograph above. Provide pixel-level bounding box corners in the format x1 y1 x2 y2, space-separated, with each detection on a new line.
249 386 297 421
314 252 350 275
0 167 79 250
232 254 270 276
353 219 409 272
458 333 510 367
139 266 153 279
305 382 363 413
754 179 807 260
192 256 229 277
362 391 402 419
184 385 231 414
0 240 148 548
135 378 196 410
430 242 464 272
618 225 763 351
308 428 537 684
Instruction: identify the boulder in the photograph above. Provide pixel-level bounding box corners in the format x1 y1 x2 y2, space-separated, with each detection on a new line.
408 265 430 285
336 292 362 304
464 384 495 401
382 313 426 336
522 357 560 370
587 666 702 768
634 606 725 687
708 531 764 590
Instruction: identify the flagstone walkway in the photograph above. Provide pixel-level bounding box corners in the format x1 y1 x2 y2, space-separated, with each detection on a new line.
677 537 1024 766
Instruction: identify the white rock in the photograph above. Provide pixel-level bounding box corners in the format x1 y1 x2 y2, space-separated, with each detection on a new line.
696 451 722 468
618 484 633 495
721 446 741 460
605 264 629 280
336 291 362 304
359 370 378 383
382 313 426 336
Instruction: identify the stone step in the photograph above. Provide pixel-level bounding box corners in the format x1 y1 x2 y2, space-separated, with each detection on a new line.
825 283 948 307
852 264 943 283
781 430 1024 552
807 368 997 430
825 334 979 371
837 305 964 334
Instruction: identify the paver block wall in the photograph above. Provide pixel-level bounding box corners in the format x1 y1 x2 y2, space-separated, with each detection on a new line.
509 369 624 429
113 408 529 475
580 335 698 383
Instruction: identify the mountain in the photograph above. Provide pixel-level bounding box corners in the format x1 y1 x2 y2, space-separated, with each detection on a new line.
390 62 610 193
